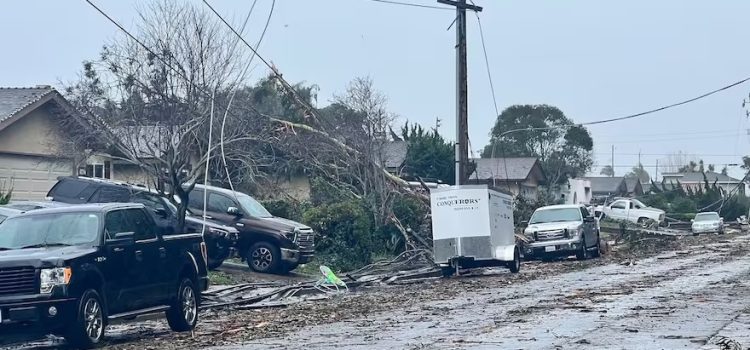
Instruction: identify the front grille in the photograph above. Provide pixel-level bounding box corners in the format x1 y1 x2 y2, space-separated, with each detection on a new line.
536 230 565 241
295 229 315 250
0 266 37 296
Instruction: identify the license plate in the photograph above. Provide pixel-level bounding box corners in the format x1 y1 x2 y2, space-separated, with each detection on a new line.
545 246 556 252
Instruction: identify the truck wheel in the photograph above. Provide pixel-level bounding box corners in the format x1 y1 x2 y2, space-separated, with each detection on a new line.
591 231 602 258
65 289 106 349
166 278 199 332
637 217 649 227
247 242 281 274
576 236 588 261
508 247 521 273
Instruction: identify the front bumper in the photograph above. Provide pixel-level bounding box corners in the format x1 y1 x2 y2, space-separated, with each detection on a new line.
692 226 721 234
0 297 77 334
280 248 314 264
524 237 583 257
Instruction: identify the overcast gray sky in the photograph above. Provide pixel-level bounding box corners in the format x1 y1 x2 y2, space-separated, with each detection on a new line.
2 0 749 179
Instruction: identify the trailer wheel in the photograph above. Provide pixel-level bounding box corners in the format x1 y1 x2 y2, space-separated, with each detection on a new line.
508 247 521 273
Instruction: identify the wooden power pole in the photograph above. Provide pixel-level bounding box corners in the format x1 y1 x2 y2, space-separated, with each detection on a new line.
438 0 482 185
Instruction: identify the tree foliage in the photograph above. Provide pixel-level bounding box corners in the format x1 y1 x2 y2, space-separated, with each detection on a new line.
600 165 615 177
481 105 593 185
401 122 454 184
625 163 650 183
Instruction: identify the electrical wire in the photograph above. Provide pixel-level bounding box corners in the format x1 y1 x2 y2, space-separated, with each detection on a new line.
364 0 453 10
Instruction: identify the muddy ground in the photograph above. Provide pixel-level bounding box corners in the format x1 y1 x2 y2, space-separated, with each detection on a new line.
4 231 749 350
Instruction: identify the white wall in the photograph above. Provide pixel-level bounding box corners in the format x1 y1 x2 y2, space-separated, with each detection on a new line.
557 178 592 205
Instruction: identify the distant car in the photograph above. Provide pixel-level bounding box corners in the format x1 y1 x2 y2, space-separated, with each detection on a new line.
594 198 665 226
692 212 724 235
522 204 601 260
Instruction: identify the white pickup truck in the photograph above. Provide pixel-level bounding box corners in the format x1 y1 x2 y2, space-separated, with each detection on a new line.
594 198 665 225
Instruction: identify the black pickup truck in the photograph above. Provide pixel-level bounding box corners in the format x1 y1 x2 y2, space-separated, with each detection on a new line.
0 203 209 348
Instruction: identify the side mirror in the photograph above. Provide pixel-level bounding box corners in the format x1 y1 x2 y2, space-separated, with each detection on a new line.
583 216 595 223
227 206 242 216
520 220 529 227
690 219 695 223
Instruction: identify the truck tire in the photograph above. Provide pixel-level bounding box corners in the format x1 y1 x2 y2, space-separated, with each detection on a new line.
591 231 602 258
65 289 106 349
166 278 199 332
576 235 588 261
508 247 521 273
247 242 281 274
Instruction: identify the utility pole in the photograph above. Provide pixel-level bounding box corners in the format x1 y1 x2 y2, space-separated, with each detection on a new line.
611 145 615 177
655 159 659 182
439 0 482 185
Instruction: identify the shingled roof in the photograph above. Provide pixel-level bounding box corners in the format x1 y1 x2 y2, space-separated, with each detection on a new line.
584 176 627 194
0 86 56 126
471 157 545 182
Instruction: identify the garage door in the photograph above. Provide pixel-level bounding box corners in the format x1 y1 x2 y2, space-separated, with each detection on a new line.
0 154 72 201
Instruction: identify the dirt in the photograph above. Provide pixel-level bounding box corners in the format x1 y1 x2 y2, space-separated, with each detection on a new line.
3 231 747 350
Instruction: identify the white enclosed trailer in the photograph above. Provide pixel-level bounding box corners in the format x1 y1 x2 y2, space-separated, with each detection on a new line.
430 185 520 275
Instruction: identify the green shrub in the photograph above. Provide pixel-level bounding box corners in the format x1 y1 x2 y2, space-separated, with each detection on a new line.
0 187 11 205
302 199 375 272
261 199 309 222
670 197 696 214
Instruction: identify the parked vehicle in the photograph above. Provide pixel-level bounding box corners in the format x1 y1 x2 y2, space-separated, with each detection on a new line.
186 184 315 274
46 177 238 270
522 204 601 260
594 198 665 225
0 203 208 348
691 212 724 235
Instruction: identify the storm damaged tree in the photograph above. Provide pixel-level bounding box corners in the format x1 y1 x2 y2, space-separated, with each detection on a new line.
481 104 594 185
61 1 266 230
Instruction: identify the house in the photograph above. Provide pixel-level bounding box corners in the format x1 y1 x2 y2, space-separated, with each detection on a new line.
379 140 408 174
624 177 645 196
0 86 152 200
584 177 628 199
467 157 546 198
0 87 83 199
555 178 592 205
661 171 746 196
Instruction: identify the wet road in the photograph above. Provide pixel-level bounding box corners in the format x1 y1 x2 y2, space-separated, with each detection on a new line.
222 236 750 350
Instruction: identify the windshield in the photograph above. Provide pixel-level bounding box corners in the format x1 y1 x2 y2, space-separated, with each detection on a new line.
529 208 582 224
631 199 647 209
238 195 272 218
0 212 101 249
695 213 720 222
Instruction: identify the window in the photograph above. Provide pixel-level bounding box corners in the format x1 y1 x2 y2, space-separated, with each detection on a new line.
529 208 582 224
85 161 111 180
611 201 626 210
105 210 130 240
49 179 95 202
125 209 156 241
187 190 205 211
207 193 237 214
91 186 131 203
132 192 169 215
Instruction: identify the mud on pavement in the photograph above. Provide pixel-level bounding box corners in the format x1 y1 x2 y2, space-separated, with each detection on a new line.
3 232 748 350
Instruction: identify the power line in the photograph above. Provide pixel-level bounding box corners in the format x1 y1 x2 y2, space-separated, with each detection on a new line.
594 153 743 157
473 12 498 117
583 76 750 126
365 0 453 10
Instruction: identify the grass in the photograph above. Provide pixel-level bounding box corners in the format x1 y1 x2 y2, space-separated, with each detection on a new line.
208 271 234 285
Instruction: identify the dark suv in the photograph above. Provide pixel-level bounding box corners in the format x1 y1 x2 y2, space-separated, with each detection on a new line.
46 177 238 270
186 184 315 274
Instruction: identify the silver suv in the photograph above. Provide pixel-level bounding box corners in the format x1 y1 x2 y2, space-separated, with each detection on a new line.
522 204 601 260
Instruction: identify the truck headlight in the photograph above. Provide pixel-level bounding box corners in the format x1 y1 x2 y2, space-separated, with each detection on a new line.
282 230 296 241
40 267 72 294
207 227 230 238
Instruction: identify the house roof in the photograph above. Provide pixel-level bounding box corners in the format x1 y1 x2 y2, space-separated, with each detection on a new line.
0 86 55 126
661 171 742 183
379 141 408 169
584 177 626 193
471 157 544 181
624 178 643 193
